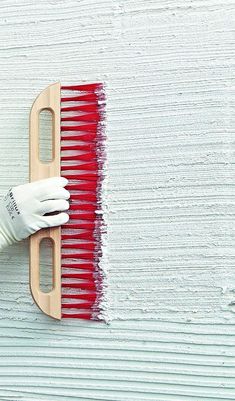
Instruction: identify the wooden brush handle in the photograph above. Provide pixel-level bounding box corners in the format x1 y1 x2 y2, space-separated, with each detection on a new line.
29 82 61 320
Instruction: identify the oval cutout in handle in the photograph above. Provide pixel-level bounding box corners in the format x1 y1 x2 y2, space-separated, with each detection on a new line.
40 238 53 293
39 109 53 163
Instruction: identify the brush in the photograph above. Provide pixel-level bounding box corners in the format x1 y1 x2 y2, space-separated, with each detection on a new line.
29 82 106 320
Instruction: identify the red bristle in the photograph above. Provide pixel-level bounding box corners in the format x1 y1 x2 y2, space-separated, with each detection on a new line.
62 252 94 260
77 173 98 181
70 194 97 202
61 83 103 91
61 104 99 112
62 293 97 301
61 133 97 142
62 232 94 240
61 124 97 132
66 183 97 191
61 113 100 122
63 174 97 182
61 94 98 102
61 163 98 171
61 144 95 151
62 243 95 251
62 313 93 320
62 223 95 230
62 302 94 309
62 282 96 290
62 273 94 280
62 263 94 270
61 152 96 161
68 212 96 220
69 204 96 211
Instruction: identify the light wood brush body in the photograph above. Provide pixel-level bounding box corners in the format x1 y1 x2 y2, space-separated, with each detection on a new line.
29 82 105 320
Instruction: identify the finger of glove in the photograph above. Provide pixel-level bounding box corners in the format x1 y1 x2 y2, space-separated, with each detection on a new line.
31 177 68 198
40 199 69 214
32 177 67 189
11 177 67 200
37 187 70 202
41 212 69 228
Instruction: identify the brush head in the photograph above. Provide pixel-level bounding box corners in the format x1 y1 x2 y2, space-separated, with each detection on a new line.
60 83 106 320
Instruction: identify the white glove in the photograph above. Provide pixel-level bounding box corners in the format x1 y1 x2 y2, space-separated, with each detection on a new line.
0 177 70 250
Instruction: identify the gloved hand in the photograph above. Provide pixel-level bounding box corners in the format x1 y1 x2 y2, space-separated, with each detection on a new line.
0 177 70 250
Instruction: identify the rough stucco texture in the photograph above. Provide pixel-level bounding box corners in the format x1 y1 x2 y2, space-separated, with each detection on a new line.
0 0 234 400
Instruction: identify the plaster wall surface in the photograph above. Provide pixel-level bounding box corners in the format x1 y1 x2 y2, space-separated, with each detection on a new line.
0 1 234 400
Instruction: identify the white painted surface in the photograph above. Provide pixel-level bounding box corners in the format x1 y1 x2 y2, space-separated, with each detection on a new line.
0 0 234 400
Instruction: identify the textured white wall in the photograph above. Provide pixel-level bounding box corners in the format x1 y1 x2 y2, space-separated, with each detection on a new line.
0 0 234 400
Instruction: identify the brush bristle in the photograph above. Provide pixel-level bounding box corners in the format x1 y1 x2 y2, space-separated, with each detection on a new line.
60 83 106 321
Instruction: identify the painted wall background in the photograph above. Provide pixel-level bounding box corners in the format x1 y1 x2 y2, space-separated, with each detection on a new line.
0 0 234 400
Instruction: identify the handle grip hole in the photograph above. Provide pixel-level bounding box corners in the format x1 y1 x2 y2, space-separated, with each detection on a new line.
39 108 54 163
40 238 54 293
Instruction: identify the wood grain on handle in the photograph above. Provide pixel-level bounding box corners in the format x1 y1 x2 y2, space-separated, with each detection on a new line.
29 82 61 320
